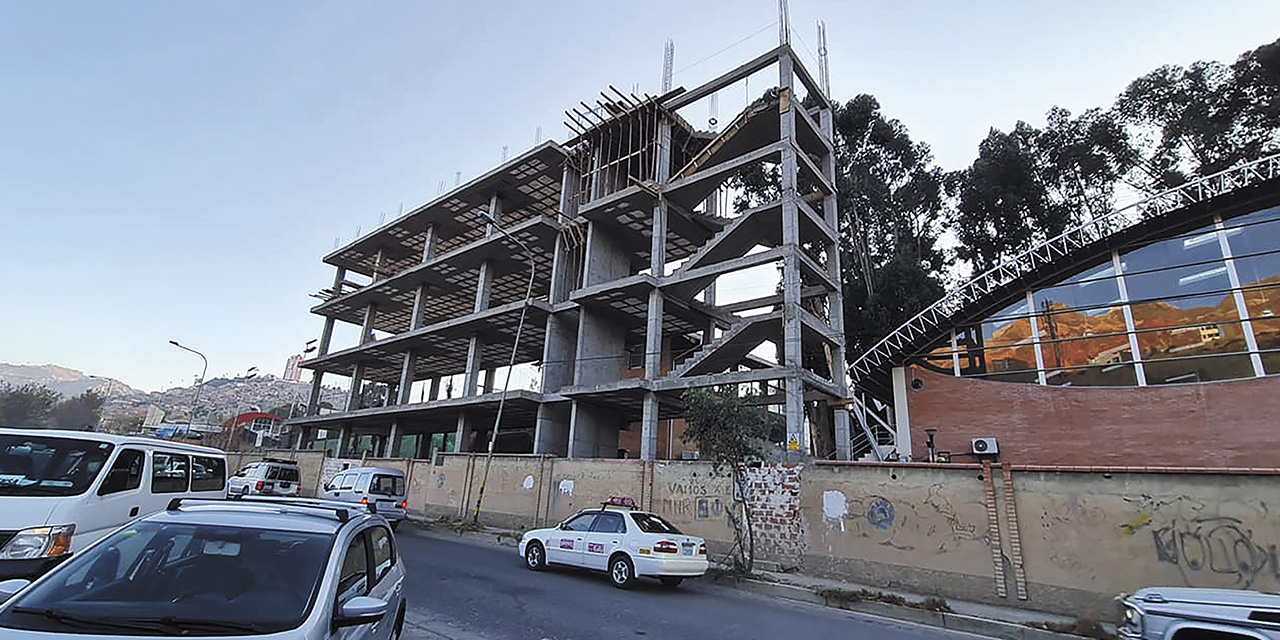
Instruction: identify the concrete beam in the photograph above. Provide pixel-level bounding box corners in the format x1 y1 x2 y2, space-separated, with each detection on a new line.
664 45 783 111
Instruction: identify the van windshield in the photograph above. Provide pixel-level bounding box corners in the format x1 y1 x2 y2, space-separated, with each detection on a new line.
0 434 114 496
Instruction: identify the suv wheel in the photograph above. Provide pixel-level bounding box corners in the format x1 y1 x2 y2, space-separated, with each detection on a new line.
525 542 546 571
609 555 635 589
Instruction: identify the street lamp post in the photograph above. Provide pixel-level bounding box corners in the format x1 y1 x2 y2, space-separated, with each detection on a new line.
471 211 536 523
169 340 208 437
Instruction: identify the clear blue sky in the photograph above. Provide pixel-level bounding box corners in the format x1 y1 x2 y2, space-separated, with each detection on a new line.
2 0 1276 392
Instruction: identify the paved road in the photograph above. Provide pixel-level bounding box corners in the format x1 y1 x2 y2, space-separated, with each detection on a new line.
396 527 992 640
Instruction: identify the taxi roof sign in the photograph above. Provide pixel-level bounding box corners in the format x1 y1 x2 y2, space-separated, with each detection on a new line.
603 496 637 509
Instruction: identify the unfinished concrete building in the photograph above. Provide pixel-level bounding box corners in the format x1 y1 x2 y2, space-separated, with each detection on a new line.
292 43 854 461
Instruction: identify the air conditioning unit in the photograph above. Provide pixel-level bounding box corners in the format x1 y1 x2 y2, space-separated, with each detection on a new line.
971 437 999 455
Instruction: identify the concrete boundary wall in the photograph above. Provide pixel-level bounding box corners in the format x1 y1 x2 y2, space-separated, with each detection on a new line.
328 452 1280 622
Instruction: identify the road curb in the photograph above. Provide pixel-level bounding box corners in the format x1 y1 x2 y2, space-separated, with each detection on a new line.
733 578 1087 640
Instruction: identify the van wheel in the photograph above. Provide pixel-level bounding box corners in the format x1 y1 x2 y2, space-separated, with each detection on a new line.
609 555 635 589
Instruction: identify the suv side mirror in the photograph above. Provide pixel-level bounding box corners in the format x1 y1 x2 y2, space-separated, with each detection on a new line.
334 596 389 628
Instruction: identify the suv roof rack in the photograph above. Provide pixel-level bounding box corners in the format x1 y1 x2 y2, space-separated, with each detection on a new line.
165 497 361 523
261 457 299 465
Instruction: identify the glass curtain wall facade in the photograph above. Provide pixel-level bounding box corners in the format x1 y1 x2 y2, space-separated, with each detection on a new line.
921 204 1280 387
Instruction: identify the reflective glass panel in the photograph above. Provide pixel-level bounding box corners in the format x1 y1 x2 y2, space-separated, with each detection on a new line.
1136 320 1251 361
1143 354 1254 384
1038 334 1133 370
1248 318 1280 369
982 316 1036 348
1130 291 1241 329
985 298 1032 323
1039 306 1128 342
982 344 1039 374
1044 363 1137 387
1036 263 1121 316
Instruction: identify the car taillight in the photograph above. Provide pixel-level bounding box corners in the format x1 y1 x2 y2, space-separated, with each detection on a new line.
699 542 707 556
399 501 407 509
360 497 369 505
653 540 679 554
255 481 264 491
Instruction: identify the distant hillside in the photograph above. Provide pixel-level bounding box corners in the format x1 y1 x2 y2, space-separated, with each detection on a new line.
0 362 346 426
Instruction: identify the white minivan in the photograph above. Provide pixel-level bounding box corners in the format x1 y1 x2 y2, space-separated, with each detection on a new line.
0 428 227 580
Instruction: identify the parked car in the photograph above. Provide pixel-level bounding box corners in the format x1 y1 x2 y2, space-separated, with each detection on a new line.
1119 587 1280 639
0 428 227 581
0 496 407 639
228 457 302 497
322 467 408 529
519 496 708 588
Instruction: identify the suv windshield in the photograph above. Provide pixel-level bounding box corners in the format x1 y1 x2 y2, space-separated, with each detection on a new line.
0 520 334 636
630 512 682 534
0 434 114 496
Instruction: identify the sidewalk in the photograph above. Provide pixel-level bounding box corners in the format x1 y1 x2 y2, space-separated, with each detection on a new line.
405 518 1116 640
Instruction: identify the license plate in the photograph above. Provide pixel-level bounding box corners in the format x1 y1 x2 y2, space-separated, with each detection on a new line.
682 543 695 556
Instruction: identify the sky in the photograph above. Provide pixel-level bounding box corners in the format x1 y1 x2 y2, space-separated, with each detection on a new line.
1 0 1277 393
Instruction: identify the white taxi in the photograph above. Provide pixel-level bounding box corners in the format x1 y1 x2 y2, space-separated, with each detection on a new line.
519 497 708 588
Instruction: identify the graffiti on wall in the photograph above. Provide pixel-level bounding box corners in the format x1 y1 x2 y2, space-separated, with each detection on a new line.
655 473 725 521
1151 516 1280 588
818 483 982 555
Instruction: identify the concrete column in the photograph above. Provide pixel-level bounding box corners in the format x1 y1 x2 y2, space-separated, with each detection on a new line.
463 337 483 395
387 421 400 458
640 393 659 460
454 414 473 452
306 371 325 416
338 425 351 458
474 262 494 312
891 367 912 458
486 194 503 238
540 313 577 393
292 426 305 451
778 51 806 454
346 364 366 411
428 378 441 401
817 98 851 461
534 403 570 456
421 223 438 263
548 234 571 304
373 246 386 281
410 285 427 331
331 266 348 297
317 317 337 357
483 368 497 394
360 304 377 345
398 352 416 404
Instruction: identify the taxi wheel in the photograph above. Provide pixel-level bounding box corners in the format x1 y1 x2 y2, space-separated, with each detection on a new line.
609 555 635 589
660 577 683 588
525 542 546 571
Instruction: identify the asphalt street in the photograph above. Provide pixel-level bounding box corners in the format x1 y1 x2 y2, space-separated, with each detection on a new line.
395 526 995 640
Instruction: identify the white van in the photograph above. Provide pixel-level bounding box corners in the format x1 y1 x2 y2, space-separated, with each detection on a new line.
321 466 408 528
0 428 227 580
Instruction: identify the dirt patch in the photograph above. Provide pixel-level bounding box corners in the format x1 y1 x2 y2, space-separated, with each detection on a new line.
1024 618 1114 640
814 587 953 613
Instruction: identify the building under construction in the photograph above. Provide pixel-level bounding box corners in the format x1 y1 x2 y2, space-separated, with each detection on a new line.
292 41 855 461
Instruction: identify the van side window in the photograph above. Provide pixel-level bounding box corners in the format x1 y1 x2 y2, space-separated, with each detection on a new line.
338 473 357 490
151 452 190 493
98 449 144 496
265 466 280 480
191 455 226 492
371 474 404 497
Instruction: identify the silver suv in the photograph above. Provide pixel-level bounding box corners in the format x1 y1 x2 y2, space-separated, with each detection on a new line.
0 497 407 639
228 458 302 497
1119 587 1280 639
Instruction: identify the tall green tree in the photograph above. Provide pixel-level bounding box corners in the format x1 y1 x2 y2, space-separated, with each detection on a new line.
0 383 62 426
681 387 772 573
1114 37 1280 189
50 390 106 430
834 94 949 356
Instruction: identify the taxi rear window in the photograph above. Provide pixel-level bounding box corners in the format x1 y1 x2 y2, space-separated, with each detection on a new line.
630 513 681 534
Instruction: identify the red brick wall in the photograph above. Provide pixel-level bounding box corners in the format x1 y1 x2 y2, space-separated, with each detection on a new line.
617 418 696 460
906 366 1280 467
745 464 805 566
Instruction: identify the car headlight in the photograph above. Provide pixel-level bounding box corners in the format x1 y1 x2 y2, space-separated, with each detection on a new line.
0 525 75 560
1121 603 1144 636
